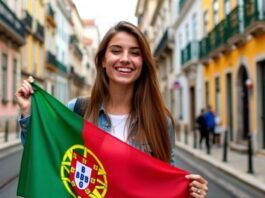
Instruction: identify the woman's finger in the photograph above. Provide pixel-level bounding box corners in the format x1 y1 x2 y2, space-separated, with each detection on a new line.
23 80 34 94
186 174 207 184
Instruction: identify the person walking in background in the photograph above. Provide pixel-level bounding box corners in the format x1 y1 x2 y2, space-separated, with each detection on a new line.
196 108 210 154
204 105 216 149
214 113 223 146
16 21 208 197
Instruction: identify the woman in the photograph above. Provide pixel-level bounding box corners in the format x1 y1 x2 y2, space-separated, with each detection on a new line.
16 21 208 197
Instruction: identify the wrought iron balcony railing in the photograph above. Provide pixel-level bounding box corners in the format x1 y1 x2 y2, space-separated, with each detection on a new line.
22 10 32 31
33 20 44 42
70 34 83 59
154 29 168 57
47 3 55 19
0 1 25 45
46 51 56 67
179 0 186 13
55 59 67 74
181 41 199 66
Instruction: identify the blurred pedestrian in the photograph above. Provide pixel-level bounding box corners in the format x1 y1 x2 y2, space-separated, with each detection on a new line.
214 114 223 146
204 105 216 148
196 108 210 154
16 21 208 197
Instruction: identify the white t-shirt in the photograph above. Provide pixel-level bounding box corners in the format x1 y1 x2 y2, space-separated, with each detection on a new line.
108 114 129 142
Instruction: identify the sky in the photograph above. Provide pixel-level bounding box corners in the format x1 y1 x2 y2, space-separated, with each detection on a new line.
73 0 138 38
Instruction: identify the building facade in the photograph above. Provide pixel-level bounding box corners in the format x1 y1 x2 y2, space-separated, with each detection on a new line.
44 0 57 96
21 0 45 87
0 0 25 140
200 0 265 151
173 0 203 132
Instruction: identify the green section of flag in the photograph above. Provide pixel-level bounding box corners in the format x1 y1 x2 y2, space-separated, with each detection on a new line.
17 83 84 198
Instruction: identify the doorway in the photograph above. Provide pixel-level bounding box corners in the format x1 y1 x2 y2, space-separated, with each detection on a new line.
189 86 196 131
237 66 249 141
226 73 233 141
260 61 265 148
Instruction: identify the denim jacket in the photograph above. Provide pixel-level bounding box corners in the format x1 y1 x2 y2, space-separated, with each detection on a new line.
19 98 176 166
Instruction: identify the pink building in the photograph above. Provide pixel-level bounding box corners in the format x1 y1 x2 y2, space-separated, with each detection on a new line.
0 0 25 139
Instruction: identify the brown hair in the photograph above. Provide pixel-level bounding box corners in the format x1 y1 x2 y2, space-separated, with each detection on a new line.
84 21 175 163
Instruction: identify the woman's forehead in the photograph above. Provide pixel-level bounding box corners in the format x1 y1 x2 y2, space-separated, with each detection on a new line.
108 32 140 47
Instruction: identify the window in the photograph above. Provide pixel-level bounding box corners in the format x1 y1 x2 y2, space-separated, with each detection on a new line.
179 33 183 49
215 77 221 115
192 14 197 41
205 81 209 107
32 42 35 73
2 53 8 102
185 23 189 46
213 0 219 25
33 0 36 18
179 87 183 120
203 10 209 36
23 0 28 10
13 58 17 102
224 0 231 15
40 47 43 74
23 45 27 69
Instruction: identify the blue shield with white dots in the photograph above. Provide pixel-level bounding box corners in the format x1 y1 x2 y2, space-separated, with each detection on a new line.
74 161 92 190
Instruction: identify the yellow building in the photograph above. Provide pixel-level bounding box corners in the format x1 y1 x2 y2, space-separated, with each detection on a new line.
200 0 265 151
21 0 45 86
44 0 57 95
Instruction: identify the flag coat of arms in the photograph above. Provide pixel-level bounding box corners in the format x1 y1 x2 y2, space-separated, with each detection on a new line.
17 83 190 198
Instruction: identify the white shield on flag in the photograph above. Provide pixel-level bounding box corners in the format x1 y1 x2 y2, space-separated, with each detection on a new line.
74 161 92 190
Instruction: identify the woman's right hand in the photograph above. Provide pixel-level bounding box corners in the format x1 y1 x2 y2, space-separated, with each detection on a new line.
15 76 34 117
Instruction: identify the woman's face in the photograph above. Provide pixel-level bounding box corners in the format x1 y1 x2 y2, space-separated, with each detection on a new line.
103 31 143 87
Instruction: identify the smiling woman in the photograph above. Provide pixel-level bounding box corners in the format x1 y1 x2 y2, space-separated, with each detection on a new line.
16 21 208 197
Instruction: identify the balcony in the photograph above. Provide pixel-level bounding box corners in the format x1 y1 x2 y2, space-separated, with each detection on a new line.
22 10 32 32
55 59 67 74
226 6 245 46
181 41 199 68
45 51 57 72
199 6 246 61
179 0 186 13
46 3 56 28
0 1 25 46
69 66 85 86
33 20 44 42
208 20 231 58
70 34 83 60
154 29 174 57
244 0 265 36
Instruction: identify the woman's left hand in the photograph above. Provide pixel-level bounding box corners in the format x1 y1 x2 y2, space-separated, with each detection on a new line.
185 174 208 198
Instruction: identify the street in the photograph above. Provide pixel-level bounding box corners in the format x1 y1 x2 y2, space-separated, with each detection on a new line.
1 146 264 197
174 147 265 198
0 147 22 197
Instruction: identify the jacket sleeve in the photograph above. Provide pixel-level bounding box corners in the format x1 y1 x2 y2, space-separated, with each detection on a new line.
19 98 77 145
18 115 31 145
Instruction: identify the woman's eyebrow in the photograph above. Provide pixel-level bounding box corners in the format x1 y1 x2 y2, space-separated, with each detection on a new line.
108 45 140 49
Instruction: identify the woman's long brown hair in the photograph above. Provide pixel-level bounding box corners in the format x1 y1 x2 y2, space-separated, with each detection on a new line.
84 21 175 163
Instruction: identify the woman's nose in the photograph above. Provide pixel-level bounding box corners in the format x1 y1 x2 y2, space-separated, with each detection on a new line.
120 52 130 63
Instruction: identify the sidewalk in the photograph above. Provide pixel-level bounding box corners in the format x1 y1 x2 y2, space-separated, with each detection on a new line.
175 131 265 194
0 132 21 159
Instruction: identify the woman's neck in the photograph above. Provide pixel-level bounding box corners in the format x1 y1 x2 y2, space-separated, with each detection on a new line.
106 83 133 115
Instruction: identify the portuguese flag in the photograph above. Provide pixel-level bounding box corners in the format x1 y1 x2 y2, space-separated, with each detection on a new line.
17 83 190 198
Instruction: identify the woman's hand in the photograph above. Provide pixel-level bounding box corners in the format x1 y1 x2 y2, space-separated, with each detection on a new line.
15 76 34 117
186 174 208 198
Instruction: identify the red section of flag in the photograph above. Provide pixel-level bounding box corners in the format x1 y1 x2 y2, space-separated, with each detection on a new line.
82 121 190 198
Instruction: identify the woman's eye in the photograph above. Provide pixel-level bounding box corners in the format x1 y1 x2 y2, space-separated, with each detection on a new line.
131 51 141 56
111 50 121 54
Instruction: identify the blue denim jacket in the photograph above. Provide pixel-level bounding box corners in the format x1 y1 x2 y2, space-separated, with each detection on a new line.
19 98 176 165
